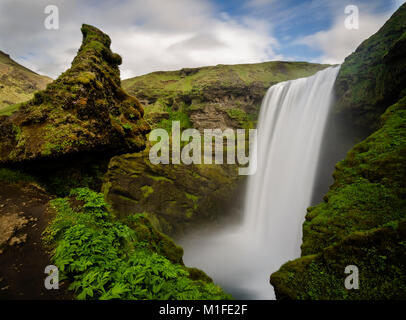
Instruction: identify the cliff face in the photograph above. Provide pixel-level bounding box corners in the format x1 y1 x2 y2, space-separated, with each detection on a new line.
0 51 52 112
0 25 150 164
103 152 240 235
104 62 329 234
333 4 406 134
270 4 406 299
122 62 329 132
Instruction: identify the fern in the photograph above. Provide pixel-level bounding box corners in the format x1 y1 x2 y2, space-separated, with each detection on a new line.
44 187 231 300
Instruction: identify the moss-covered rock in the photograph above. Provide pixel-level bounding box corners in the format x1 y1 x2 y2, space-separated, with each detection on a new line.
103 152 241 235
302 95 406 255
270 79 406 300
0 25 150 164
333 3 406 134
270 220 406 300
270 5 406 300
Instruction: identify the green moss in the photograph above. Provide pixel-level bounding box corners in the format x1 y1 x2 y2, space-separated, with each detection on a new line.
147 174 173 183
271 221 406 300
0 168 35 184
185 192 199 210
333 3 406 133
76 71 96 85
271 94 406 300
301 96 406 255
104 153 240 235
140 185 153 198
0 102 24 116
226 108 247 124
0 24 150 164
157 102 192 132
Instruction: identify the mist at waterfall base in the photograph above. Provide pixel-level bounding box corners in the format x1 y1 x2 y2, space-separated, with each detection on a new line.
179 66 341 299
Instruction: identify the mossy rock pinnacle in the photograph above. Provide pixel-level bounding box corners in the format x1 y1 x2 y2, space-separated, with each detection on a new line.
0 24 150 164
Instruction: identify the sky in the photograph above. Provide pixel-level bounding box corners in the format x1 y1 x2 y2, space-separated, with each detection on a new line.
0 0 404 79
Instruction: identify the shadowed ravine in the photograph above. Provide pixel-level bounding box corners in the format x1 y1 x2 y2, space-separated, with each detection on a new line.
179 66 341 299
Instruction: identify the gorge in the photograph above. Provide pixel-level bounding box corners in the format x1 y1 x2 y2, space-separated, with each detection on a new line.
180 66 340 299
0 2 405 301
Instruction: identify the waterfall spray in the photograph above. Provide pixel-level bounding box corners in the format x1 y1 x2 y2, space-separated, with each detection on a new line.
180 66 340 299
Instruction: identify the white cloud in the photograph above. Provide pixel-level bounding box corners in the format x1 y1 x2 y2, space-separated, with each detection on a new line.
295 10 391 64
113 15 280 79
0 0 280 79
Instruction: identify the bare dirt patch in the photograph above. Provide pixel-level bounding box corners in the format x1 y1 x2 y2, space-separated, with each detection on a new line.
0 183 71 299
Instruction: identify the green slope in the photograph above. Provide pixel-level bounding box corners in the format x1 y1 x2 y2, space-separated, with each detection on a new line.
0 51 52 112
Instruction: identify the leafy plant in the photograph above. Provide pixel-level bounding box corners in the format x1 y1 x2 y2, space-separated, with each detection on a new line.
44 187 231 300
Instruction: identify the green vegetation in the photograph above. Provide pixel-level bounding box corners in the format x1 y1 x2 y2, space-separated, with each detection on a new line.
157 102 192 132
302 97 406 254
0 51 52 110
334 3 406 133
103 153 240 235
44 187 231 300
122 61 329 133
270 4 406 299
270 92 406 300
122 61 330 99
0 102 23 116
0 167 35 184
0 24 150 164
270 221 406 300
226 108 255 129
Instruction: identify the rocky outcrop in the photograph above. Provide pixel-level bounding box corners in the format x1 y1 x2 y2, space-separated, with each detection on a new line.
0 25 150 164
333 3 406 134
103 152 241 235
270 4 406 299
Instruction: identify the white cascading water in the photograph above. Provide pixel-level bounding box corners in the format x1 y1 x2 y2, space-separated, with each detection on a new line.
179 66 340 299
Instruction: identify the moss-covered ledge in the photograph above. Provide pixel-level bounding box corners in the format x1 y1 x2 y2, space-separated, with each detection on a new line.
270 220 406 300
270 93 406 299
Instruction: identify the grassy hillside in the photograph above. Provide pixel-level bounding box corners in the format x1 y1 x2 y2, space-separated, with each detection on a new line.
0 51 52 112
123 61 329 99
122 61 329 131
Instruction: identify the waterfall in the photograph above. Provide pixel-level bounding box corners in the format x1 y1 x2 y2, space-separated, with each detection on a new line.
179 66 340 299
